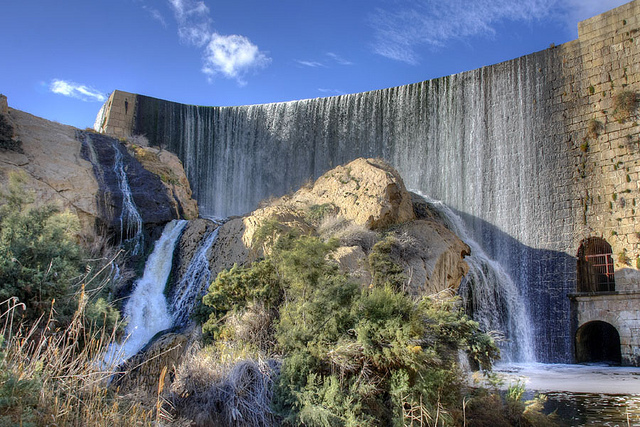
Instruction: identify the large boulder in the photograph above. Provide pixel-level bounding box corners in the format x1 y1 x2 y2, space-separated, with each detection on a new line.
203 157 469 296
291 158 415 229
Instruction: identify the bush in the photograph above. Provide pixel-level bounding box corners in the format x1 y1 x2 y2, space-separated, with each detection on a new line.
0 173 83 323
199 226 499 426
0 172 123 332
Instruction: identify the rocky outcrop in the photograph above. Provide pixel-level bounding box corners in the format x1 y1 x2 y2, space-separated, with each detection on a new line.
290 158 415 229
128 144 198 220
201 158 469 295
0 105 198 242
0 108 100 233
115 325 199 394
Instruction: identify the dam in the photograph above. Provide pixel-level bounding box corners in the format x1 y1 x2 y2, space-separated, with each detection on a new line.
95 1 640 364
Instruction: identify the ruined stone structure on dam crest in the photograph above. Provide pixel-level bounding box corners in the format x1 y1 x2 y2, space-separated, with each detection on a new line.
96 1 640 365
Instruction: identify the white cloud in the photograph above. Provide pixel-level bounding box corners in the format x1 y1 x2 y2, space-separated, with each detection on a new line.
318 88 345 96
164 0 270 84
49 79 106 102
326 52 353 66
143 6 167 27
203 33 271 85
296 60 325 68
369 0 558 64
168 0 212 47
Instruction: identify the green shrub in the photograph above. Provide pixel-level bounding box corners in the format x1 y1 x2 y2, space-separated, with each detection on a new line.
0 173 83 323
200 227 499 426
0 172 123 331
368 235 406 289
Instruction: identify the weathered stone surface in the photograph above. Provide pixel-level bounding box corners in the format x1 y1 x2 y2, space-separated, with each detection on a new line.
0 94 7 115
333 245 371 286
172 218 219 283
392 220 470 296
0 109 99 233
115 325 199 393
129 145 198 220
292 158 415 229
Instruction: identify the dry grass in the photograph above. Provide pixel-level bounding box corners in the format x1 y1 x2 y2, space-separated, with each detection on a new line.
226 303 276 353
0 295 154 426
318 215 378 252
613 90 637 122
168 343 279 427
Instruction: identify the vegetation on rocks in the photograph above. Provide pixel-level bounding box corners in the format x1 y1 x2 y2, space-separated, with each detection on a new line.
190 224 501 426
0 172 154 425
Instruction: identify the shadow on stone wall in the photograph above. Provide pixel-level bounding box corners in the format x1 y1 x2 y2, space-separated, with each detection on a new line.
452 208 577 363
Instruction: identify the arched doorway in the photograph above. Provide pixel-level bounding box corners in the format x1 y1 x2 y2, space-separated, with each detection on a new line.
577 237 615 292
575 321 622 364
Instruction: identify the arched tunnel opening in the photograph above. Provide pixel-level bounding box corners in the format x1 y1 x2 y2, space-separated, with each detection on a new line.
575 321 622 365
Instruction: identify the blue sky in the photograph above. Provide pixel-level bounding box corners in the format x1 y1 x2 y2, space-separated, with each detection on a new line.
1 0 629 129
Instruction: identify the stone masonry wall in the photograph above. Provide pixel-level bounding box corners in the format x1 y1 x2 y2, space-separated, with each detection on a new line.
571 292 640 365
563 0 640 291
95 90 137 138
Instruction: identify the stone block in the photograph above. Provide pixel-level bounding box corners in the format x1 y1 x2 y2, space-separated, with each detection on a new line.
0 94 7 114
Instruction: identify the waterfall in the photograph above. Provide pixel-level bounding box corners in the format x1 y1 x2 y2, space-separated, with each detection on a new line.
112 142 144 255
130 50 575 362
103 220 187 367
170 227 219 326
418 194 535 363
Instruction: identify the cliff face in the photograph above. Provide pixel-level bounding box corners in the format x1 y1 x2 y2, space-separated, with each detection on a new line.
0 106 197 244
0 108 99 233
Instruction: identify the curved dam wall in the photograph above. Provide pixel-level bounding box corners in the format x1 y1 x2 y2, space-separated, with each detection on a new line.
96 1 640 363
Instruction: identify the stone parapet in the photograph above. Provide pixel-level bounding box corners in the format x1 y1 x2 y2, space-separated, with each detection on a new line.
94 90 137 138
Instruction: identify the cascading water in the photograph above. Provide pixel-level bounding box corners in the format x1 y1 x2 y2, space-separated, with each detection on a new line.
417 193 535 363
129 50 576 362
103 220 187 367
112 142 144 255
170 227 219 326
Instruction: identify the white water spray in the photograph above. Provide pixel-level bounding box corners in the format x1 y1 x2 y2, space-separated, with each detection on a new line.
103 220 187 367
112 142 144 255
417 193 535 362
170 227 219 326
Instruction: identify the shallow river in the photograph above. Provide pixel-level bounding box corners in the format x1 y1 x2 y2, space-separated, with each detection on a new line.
493 363 640 426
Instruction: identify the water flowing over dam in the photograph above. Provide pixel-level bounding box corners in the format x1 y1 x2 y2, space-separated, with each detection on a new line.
130 56 574 363
96 1 640 364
